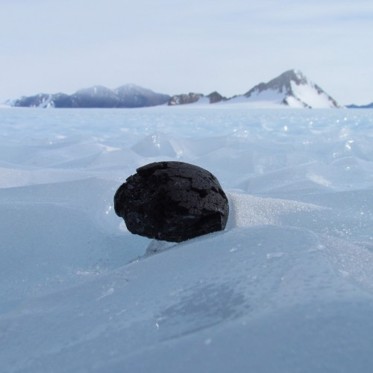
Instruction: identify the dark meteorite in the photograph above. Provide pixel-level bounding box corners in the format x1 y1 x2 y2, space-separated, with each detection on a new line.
114 161 229 242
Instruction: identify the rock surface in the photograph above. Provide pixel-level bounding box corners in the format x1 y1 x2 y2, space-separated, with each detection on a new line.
207 91 227 104
167 91 227 105
114 161 229 242
168 93 204 106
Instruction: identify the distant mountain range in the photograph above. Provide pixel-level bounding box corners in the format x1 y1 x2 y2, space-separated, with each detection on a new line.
8 84 170 109
346 103 373 109
6 69 372 109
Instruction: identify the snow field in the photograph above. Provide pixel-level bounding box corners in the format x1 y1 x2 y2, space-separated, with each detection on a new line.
1 107 373 372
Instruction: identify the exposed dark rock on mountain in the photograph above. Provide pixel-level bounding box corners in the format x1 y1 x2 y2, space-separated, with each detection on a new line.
114 161 229 242
168 91 227 105
244 70 303 98
168 93 204 105
207 91 227 104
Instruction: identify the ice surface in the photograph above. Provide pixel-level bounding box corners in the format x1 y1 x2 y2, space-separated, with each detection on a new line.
1 107 373 372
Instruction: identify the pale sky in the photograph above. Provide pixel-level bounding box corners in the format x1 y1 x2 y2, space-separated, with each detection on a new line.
1 0 373 105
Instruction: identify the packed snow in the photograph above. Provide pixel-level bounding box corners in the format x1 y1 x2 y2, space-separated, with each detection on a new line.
1 106 373 372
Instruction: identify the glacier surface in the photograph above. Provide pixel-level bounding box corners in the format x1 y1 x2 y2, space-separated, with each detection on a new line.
1 107 373 372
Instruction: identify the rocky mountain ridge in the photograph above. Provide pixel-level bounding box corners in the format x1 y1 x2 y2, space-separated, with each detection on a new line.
8 70 347 109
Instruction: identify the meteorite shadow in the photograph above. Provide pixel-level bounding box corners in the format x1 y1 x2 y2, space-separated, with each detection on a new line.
145 239 178 256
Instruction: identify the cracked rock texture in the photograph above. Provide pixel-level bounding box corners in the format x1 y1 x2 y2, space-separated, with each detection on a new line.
114 161 229 242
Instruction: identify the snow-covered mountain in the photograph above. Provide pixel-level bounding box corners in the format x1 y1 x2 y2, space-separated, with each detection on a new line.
230 70 340 108
166 70 340 109
11 84 170 108
167 70 340 108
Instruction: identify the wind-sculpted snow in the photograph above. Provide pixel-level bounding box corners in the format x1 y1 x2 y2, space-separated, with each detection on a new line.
1 107 373 372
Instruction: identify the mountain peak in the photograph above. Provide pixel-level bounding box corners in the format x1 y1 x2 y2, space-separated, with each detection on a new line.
245 69 306 97
243 69 339 108
282 69 306 79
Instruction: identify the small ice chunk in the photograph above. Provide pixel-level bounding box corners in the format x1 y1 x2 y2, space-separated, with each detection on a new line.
266 252 285 260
